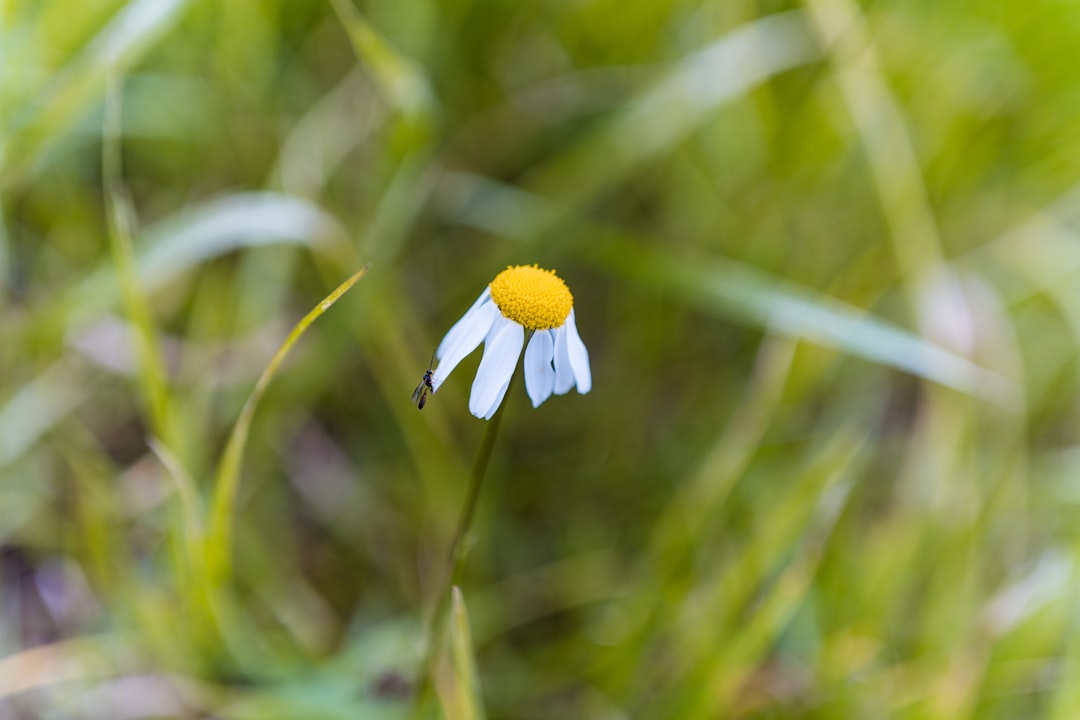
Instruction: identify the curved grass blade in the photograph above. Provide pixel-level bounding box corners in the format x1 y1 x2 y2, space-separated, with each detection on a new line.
134 192 352 289
59 191 352 331
205 265 371 585
605 242 1019 409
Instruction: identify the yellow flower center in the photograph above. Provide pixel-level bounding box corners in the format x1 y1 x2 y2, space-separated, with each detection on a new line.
488 265 573 331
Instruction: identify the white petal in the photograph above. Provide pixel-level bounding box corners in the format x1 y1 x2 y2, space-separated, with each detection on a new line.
468 318 524 419
436 287 491 360
432 297 497 393
553 325 575 395
480 377 512 420
565 309 592 394
524 330 556 408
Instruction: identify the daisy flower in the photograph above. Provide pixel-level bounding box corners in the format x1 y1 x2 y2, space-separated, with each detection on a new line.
430 265 591 420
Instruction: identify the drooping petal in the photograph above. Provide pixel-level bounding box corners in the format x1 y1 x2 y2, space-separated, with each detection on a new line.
479 377 512 420
432 297 498 393
436 288 492 359
565 309 592 394
438 287 490 345
552 325 575 395
524 330 556 408
468 318 524 419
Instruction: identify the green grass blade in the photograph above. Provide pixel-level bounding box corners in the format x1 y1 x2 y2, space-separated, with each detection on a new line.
148 438 204 565
1 192 350 473
521 11 819 234
205 264 371 585
804 0 945 283
604 243 1019 408
444 587 485 720
133 193 352 289
654 429 865 718
3 0 195 186
0 361 89 472
52 191 352 332
327 0 436 131
102 73 175 448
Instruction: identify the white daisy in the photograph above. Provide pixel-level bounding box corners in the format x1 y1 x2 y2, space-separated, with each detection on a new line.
429 265 591 420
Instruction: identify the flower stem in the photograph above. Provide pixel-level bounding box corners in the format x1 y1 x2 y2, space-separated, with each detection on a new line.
413 370 517 713
447 376 511 587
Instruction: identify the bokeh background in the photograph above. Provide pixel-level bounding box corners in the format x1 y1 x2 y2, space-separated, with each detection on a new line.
2 0 1080 717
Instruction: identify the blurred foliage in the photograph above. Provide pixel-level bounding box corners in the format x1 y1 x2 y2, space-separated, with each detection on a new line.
2 0 1080 717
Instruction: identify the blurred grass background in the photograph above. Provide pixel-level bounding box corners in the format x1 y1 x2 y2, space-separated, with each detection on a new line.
1 0 1078 717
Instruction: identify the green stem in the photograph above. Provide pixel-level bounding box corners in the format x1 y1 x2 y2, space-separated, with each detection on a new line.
413 367 518 714
447 377 511 587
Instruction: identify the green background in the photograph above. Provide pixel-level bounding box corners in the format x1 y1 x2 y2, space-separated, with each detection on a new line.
1 0 1078 717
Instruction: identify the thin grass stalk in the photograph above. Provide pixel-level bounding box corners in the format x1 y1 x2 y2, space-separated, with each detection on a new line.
103 73 176 449
205 264 371 587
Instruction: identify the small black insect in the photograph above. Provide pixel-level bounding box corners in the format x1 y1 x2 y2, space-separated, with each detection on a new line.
412 352 436 409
